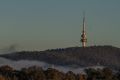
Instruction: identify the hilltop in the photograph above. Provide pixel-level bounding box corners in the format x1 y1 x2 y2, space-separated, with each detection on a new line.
0 45 120 69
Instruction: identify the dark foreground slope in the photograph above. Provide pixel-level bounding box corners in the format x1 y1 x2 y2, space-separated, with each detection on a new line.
0 65 120 80
0 46 120 69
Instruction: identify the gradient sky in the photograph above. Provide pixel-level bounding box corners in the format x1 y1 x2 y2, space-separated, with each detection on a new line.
0 0 120 51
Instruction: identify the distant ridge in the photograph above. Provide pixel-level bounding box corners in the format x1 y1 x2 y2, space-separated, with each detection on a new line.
0 45 120 69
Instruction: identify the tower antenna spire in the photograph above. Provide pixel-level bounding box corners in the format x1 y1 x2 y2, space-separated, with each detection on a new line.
81 11 87 47
83 11 85 32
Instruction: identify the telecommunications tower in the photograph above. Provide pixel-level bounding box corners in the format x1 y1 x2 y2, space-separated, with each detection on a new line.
81 12 87 47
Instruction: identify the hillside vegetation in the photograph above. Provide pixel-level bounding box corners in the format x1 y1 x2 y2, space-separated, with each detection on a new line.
0 45 120 69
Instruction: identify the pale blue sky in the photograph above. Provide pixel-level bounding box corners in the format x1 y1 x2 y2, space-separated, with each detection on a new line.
0 0 120 51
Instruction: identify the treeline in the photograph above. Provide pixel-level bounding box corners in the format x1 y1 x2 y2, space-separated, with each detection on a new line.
0 65 120 80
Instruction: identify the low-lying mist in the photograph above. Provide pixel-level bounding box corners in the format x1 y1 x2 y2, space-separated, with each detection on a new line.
0 57 104 74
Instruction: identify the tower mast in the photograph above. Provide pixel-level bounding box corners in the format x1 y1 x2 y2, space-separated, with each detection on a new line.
81 12 87 47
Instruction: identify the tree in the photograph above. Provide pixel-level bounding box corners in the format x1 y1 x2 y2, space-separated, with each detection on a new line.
64 71 76 80
22 66 46 80
0 65 14 71
0 75 6 80
76 74 86 80
102 68 113 80
45 68 64 80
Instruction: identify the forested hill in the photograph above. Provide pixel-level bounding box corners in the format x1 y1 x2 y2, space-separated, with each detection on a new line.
0 45 120 69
